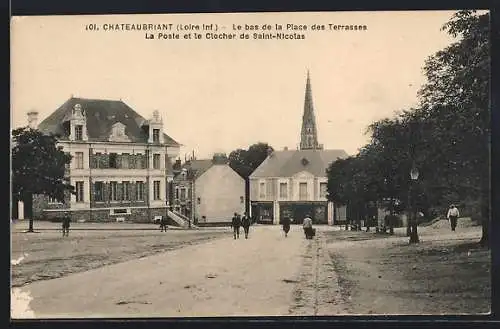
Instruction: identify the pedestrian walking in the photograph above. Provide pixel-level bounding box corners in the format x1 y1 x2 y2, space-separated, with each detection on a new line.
160 216 168 232
282 217 291 237
303 215 314 239
62 212 71 237
447 204 460 231
242 213 251 239
231 212 241 239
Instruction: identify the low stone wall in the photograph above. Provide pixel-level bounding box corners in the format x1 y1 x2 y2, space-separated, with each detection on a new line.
42 207 168 223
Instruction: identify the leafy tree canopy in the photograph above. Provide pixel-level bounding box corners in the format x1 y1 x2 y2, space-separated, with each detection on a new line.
12 127 74 203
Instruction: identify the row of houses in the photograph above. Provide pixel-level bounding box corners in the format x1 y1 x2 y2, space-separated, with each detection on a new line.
13 71 351 226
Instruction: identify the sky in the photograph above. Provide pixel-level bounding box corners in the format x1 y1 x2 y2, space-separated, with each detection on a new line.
11 11 461 159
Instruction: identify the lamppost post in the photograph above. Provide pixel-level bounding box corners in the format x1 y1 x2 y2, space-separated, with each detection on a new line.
409 166 420 244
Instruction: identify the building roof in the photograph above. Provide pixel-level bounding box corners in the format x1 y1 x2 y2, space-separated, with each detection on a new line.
37 97 180 146
250 149 349 178
174 159 214 181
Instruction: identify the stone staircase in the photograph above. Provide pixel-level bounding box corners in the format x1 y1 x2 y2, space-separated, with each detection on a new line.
167 210 198 228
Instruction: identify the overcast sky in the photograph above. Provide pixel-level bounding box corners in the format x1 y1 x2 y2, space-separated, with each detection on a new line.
11 11 460 159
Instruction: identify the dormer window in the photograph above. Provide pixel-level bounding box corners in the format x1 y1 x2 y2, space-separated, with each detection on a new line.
75 125 83 141
153 129 160 143
109 122 130 142
301 158 309 166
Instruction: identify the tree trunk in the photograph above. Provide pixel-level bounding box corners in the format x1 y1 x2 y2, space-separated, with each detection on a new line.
11 195 19 220
479 187 490 247
23 192 34 232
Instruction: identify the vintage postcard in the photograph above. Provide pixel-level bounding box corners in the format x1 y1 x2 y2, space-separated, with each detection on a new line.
10 10 491 318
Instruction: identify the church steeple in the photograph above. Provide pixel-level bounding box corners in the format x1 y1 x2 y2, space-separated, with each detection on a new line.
300 70 322 150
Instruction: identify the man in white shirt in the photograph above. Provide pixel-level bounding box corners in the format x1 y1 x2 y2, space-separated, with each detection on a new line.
447 204 460 231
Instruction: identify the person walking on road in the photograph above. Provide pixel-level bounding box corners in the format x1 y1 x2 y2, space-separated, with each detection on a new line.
447 204 460 231
160 216 168 232
303 215 314 239
231 213 241 239
62 212 71 237
241 213 251 239
282 217 291 237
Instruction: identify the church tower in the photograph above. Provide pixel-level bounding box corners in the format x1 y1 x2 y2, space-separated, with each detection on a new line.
300 70 322 150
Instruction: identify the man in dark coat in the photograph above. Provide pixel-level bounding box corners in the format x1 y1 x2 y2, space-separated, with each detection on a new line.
231 213 241 239
62 212 71 237
160 216 168 232
282 217 291 237
241 213 251 239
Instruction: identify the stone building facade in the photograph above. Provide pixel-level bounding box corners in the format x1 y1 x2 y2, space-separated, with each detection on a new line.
172 154 245 225
249 71 348 225
31 97 180 222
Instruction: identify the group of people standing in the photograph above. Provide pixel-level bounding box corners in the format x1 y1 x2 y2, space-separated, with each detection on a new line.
231 213 252 239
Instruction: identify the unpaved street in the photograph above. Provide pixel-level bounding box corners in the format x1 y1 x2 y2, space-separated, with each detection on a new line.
13 225 329 318
11 223 490 318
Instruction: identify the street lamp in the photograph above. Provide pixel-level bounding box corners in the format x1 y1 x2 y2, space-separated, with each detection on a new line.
409 165 420 244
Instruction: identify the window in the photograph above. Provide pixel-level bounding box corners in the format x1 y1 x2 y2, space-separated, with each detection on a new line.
197 197 201 204
175 188 179 199
122 181 130 200
136 181 144 201
145 150 150 168
240 196 244 204
135 153 143 169
180 188 186 200
153 154 160 169
75 125 83 140
153 129 160 143
259 182 266 198
279 182 288 199
76 181 84 202
94 182 104 201
121 154 129 169
94 152 102 169
299 182 308 200
320 182 328 198
110 181 118 201
109 153 118 168
74 152 84 169
153 180 161 200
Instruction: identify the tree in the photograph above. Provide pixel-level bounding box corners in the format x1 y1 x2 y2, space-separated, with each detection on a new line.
12 127 74 232
229 142 274 214
418 10 490 246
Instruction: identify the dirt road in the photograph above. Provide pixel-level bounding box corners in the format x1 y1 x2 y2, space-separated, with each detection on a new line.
12 225 333 318
11 224 490 318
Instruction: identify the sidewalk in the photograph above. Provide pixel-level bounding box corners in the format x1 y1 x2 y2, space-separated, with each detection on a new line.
11 220 229 232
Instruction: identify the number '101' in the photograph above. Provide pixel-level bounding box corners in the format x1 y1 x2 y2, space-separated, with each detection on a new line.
85 23 98 31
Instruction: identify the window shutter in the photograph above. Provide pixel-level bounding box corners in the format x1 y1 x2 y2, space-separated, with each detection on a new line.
117 183 123 201
103 182 109 201
130 182 136 200
90 156 97 169
116 155 122 169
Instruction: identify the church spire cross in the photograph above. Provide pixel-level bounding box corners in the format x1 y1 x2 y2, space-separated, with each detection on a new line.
300 70 321 150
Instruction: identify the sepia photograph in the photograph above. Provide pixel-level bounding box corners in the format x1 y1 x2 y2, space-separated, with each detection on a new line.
10 10 491 318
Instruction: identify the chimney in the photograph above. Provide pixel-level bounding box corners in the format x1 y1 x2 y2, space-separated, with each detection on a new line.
27 111 39 129
283 146 288 151
267 148 273 157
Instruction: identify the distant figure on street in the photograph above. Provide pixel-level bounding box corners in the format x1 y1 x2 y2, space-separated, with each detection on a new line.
282 217 291 237
241 213 251 239
303 215 314 239
447 204 460 231
160 216 168 232
231 212 241 239
62 212 71 237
